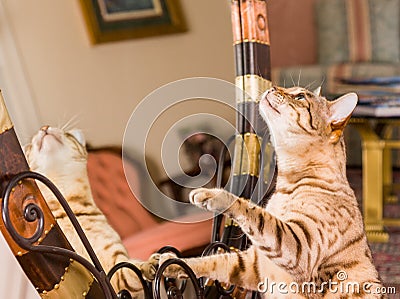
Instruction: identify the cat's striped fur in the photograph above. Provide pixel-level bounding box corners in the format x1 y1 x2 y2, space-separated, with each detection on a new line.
161 86 385 298
24 126 158 299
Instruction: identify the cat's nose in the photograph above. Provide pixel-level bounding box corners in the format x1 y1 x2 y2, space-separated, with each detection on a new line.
40 125 49 132
267 86 276 94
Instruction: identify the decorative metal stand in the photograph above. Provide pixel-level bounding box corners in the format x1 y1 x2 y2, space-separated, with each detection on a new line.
206 1 274 297
0 1 273 298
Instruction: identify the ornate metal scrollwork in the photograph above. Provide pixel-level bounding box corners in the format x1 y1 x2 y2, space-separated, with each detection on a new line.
2 171 118 299
153 257 204 299
107 262 152 299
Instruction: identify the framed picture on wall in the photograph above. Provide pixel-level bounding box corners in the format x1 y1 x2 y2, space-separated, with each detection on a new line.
79 0 187 44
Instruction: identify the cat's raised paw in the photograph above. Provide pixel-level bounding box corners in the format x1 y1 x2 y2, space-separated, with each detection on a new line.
189 188 235 213
140 253 160 281
159 253 189 280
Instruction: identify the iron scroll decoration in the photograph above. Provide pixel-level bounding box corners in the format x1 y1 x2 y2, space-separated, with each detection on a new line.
2 171 118 299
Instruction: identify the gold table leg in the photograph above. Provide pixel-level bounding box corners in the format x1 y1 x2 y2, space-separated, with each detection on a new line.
362 139 389 242
352 121 389 243
382 127 398 204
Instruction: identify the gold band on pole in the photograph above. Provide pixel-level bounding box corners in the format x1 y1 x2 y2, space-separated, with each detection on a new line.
235 75 272 103
232 133 261 177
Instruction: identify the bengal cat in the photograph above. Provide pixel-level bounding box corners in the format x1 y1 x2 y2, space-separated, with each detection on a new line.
160 86 386 298
24 126 158 298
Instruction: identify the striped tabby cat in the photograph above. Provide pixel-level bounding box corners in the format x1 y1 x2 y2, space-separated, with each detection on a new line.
24 126 158 298
161 86 385 298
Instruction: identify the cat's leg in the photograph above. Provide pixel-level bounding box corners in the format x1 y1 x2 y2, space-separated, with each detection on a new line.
189 188 315 279
160 246 263 291
160 247 305 298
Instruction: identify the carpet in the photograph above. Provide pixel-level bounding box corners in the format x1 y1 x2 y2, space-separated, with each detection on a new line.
370 228 400 298
347 168 400 298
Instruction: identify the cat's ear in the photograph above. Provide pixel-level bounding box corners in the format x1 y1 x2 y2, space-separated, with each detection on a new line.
313 86 322 96
69 129 86 147
328 92 358 143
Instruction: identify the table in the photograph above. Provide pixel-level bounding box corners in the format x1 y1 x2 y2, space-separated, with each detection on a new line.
351 117 400 242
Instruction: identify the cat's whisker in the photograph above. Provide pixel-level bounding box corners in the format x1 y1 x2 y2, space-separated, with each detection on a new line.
305 79 318 90
297 69 302 87
58 113 70 129
62 115 80 131
320 76 326 89
61 117 73 130
289 73 296 87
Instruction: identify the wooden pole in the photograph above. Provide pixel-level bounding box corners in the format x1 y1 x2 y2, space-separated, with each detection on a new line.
223 0 272 250
216 1 273 297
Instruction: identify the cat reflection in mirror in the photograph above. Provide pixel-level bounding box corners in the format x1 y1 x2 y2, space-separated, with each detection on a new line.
25 125 158 298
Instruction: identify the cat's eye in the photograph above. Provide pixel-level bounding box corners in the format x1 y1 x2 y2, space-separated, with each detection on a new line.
294 93 306 101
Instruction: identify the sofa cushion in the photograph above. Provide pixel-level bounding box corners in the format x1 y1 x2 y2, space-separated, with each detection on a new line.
87 149 158 239
316 0 400 64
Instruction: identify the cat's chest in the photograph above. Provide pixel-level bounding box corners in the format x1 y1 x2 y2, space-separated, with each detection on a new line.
265 193 332 220
265 194 292 218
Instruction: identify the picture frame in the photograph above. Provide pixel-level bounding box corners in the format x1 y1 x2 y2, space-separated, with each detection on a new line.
79 0 187 44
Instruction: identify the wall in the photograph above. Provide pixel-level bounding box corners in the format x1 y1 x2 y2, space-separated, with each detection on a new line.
268 0 317 68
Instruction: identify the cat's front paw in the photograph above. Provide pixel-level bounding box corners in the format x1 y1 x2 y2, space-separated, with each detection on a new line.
140 253 160 281
159 253 189 280
189 188 235 213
